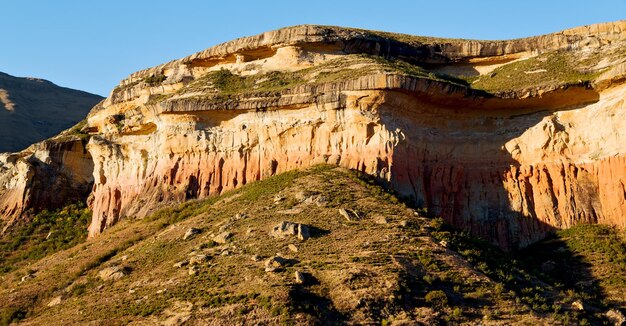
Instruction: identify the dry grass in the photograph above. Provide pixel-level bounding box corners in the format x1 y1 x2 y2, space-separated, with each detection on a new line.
1 166 621 325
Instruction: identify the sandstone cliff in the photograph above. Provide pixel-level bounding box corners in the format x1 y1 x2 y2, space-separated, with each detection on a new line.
0 72 103 152
3 21 626 249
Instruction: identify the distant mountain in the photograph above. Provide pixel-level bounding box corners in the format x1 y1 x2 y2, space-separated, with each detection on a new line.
0 72 103 152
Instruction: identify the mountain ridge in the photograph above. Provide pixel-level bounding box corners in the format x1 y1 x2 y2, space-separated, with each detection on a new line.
0 71 103 152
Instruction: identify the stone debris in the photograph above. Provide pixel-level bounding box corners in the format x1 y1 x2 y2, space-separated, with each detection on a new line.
338 208 359 221
188 266 199 276
20 273 35 283
374 216 388 224
182 227 201 240
98 266 126 281
189 254 209 265
264 255 287 272
294 271 306 284
288 244 299 252
173 260 189 268
213 231 232 244
251 255 262 262
47 296 62 307
271 221 310 241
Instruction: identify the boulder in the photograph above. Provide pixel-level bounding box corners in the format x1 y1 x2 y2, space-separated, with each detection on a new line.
213 231 232 244
265 255 287 272
294 271 306 284
20 273 35 283
98 266 126 281
47 296 62 307
188 265 199 276
189 254 209 265
271 221 310 241
183 227 201 240
173 260 189 268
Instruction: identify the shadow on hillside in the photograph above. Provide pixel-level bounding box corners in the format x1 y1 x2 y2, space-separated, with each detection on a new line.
287 284 347 325
518 236 608 311
367 89 614 318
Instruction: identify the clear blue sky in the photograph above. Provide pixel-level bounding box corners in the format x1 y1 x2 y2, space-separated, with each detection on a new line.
1 0 624 96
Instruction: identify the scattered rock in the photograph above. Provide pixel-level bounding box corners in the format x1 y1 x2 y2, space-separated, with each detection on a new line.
265 255 287 272
338 208 359 221
129 289 136 294
98 266 126 281
273 194 285 203
288 244 299 253
189 254 209 265
234 213 248 220
188 266 199 276
213 231 232 244
606 309 626 326
47 296 62 307
251 255 262 262
294 271 306 284
374 216 388 224
246 227 255 235
399 220 409 228
271 221 310 241
338 208 351 221
183 228 201 240
439 240 448 248
120 255 128 261
298 225 310 241
20 273 35 283
173 260 189 268
294 191 310 201
221 250 230 256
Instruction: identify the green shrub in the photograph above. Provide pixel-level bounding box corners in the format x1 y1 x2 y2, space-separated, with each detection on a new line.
144 73 166 86
425 290 448 309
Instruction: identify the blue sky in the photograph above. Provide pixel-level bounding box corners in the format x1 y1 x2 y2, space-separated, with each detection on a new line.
1 0 624 96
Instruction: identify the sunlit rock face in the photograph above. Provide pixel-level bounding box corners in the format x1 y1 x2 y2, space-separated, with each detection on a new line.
3 22 626 249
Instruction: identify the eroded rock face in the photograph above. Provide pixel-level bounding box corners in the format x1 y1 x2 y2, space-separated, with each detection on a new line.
0 137 93 231
2 22 626 249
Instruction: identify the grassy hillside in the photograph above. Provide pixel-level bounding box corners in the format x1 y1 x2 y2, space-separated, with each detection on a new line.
0 166 624 325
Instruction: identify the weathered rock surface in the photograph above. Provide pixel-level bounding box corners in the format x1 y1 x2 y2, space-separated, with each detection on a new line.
0 137 93 231
98 266 126 281
271 221 310 241
2 22 626 249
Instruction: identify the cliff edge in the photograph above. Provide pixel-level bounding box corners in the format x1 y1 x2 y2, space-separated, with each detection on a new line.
2 21 626 249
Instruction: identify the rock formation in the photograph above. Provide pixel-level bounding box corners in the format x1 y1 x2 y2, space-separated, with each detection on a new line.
0 72 103 152
2 22 626 249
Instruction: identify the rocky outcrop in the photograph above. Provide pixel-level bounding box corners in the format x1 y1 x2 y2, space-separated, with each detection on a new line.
2 22 626 249
0 72 103 152
0 137 93 230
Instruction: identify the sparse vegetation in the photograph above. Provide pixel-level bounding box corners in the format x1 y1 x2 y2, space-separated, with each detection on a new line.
471 50 605 92
0 202 90 274
1 166 625 324
144 73 167 86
